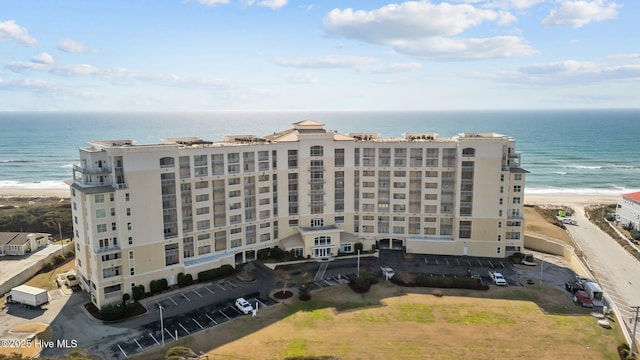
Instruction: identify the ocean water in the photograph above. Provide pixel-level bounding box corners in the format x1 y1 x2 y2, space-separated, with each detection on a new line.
0 110 639 195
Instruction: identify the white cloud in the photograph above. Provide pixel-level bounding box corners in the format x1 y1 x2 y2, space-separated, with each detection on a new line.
491 58 640 85
257 0 287 9
362 62 423 73
0 20 37 46
542 0 620 28
0 78 59 92
273 55 376 68
280 72 319 84
32 52 54 65
324 2 499 41
483 0 546 10
57 39 94 53
390 36 536 60
196 0 231 6
322 1 535 60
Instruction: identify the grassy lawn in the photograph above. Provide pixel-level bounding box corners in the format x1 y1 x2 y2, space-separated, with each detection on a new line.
133 282 624 360
26 257 76 290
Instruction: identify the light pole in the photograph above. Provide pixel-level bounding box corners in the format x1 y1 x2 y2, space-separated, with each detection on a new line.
539 254 544 285
631 306 640 355
159 304 165 347
357 249 360 278
57 222 64 257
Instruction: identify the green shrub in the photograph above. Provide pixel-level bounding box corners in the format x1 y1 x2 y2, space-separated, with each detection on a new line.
197 264 235 282
132 284 145 301
348 269 376 294
122 293 131 304
630 229 640 241
42 262 54 272
177 273 194 287
99 304 124 321
66 251 75 258
354 242 364 253
53 254 65 265
393 273 484 290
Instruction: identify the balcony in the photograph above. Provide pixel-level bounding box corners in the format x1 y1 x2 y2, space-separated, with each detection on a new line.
74 164 111 175
94 245 120 254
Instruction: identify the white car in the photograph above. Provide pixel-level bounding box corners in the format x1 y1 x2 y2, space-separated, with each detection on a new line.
561 218 577 225
380 266 395 280
235 297 253 314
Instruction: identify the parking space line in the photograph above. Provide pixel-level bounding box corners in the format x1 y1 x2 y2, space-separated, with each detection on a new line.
456 259 460 266
227 280 238 288
117 344 127 357
169 297 178 306
445 258 449 265
477 260 483 267
219 309 231 320
149 333 160 345
323 279 332 286
165 328 175 340
424 258 428 265
179 323 190 334
204 286 215 294
489 261 495 268
181 293 191 302
205 313 217 324
193 289 203 298
216 282 226 291
134 338 143 351
467 260 472 266
193 318 204 330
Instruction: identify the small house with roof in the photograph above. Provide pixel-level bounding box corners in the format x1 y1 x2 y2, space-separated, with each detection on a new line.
616 192 640 231
0 232 49 256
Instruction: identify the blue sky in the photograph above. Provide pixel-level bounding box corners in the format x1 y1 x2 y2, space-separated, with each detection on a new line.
0 0 638 111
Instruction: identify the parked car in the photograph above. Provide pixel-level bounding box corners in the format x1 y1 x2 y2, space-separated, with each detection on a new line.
574 290 594 308
488 270 507 286
235 297 253 314
562 218 577 225
380 266 395 280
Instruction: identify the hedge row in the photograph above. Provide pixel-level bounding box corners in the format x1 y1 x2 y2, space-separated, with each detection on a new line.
393 273 487 290
197 264 236 282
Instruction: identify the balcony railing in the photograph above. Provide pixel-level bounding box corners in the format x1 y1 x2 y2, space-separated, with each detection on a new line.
94 245 120 254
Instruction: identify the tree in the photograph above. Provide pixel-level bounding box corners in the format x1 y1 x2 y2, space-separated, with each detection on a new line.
275 268 291 296
166 346 197 360
298 272 312 301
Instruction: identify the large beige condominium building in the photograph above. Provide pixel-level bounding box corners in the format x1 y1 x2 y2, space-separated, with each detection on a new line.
68 120 527 308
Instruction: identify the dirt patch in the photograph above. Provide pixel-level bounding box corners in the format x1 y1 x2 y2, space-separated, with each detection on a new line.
524 206 573 245
0 323 51 358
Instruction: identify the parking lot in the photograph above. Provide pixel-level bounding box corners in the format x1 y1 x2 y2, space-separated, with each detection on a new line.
110 286 277 359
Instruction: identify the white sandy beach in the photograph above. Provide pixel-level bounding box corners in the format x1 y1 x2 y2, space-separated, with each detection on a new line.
525 193 619 207
0 188 71 198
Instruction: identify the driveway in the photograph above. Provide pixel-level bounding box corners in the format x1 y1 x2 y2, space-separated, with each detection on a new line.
567 205 640 347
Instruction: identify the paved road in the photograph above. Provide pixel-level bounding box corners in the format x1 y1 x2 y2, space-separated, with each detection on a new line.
568 205 640 347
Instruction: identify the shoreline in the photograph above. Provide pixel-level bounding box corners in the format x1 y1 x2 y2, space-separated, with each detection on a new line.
0 188 622 206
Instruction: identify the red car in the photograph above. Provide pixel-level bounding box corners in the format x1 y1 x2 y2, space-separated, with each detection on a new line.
574 290 594 308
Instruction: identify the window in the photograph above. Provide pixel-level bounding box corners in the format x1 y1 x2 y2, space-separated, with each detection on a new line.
126 208 131 216
128 236 133 245
165 243 179 266
111 208 116 216
110 193 115 201
513 185 521 192
310 146 323 157
112 222 117 231
497 247 501 254
462 148 476 157
96 209 106 218
97 224 107 233
160 157 175 168
228 178 240 185
125 193 130 201
459 220 472 239
513 197 521 204
311 218 324 227
95 194 105 203
127 222 132 230
130 268 135 276
514 174 522 181
499 198 503 205
314 236 331 245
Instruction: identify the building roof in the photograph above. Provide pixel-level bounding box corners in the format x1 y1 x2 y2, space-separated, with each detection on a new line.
0 232 30 247
623 192 640 203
